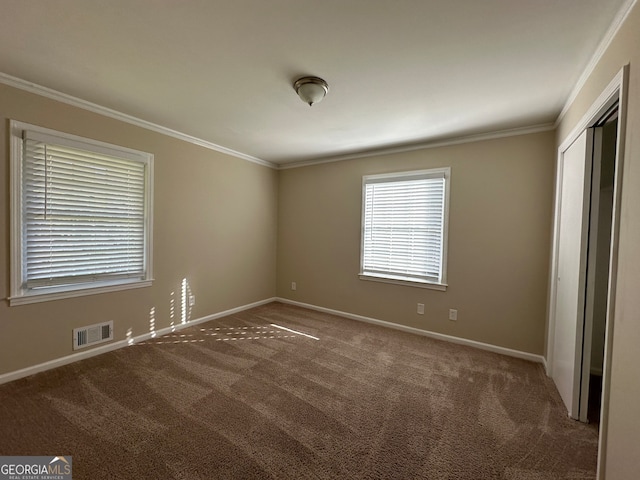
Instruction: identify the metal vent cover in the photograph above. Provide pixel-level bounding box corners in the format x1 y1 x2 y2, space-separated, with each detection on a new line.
73 321 113 350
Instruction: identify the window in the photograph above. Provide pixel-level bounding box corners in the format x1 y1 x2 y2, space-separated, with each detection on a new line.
9 121 153 305
360 168 450 290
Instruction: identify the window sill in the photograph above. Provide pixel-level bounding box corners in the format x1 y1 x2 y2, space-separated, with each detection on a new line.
359 273 447 291
8 279 153 306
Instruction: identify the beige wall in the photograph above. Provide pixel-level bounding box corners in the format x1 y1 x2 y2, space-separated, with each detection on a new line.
277 131 555 355
0 84 278 375
556 2 640 478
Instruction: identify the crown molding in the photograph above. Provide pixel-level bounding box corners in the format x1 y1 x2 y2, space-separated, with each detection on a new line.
556 0 637 125
278 123 556 170
0 72 277 169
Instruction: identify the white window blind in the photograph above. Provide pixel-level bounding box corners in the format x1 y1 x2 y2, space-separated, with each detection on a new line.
361 168 449 286
10 122 153 304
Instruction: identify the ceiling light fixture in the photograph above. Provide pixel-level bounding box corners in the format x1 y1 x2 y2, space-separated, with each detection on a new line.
293 76 329 106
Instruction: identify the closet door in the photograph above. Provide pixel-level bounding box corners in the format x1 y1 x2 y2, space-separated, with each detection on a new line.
551 130 591 418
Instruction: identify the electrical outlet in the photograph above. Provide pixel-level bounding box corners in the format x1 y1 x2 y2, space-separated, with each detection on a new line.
417 303 424 315
291 282 297 291
189 295 196 307
449 309 458 321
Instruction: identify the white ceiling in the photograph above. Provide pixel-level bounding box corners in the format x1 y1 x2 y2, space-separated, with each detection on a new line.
0 0 630 166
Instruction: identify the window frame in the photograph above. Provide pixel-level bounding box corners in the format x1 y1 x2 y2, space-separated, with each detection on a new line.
359 167 450 291
9 120 154 306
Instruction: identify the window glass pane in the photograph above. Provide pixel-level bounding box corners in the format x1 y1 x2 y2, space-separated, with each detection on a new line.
23 139 147 289
361 169 448 285
11 121 153 304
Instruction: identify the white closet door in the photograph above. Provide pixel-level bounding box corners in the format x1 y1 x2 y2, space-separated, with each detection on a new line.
552 130 591 418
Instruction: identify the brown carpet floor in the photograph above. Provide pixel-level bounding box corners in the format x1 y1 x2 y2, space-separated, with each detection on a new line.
0 302 598 479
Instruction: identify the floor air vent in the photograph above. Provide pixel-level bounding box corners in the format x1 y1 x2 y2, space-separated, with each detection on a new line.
73 321 114 350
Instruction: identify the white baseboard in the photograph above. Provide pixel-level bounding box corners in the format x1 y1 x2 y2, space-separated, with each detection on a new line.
276 298 545 365
1 296 545 386
542 356 549 375
0 297 276 386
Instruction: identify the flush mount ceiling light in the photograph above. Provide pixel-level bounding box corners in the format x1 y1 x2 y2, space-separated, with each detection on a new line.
293 76 329 106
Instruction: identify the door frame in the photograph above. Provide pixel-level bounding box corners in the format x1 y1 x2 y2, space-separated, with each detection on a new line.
546 64 628 479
